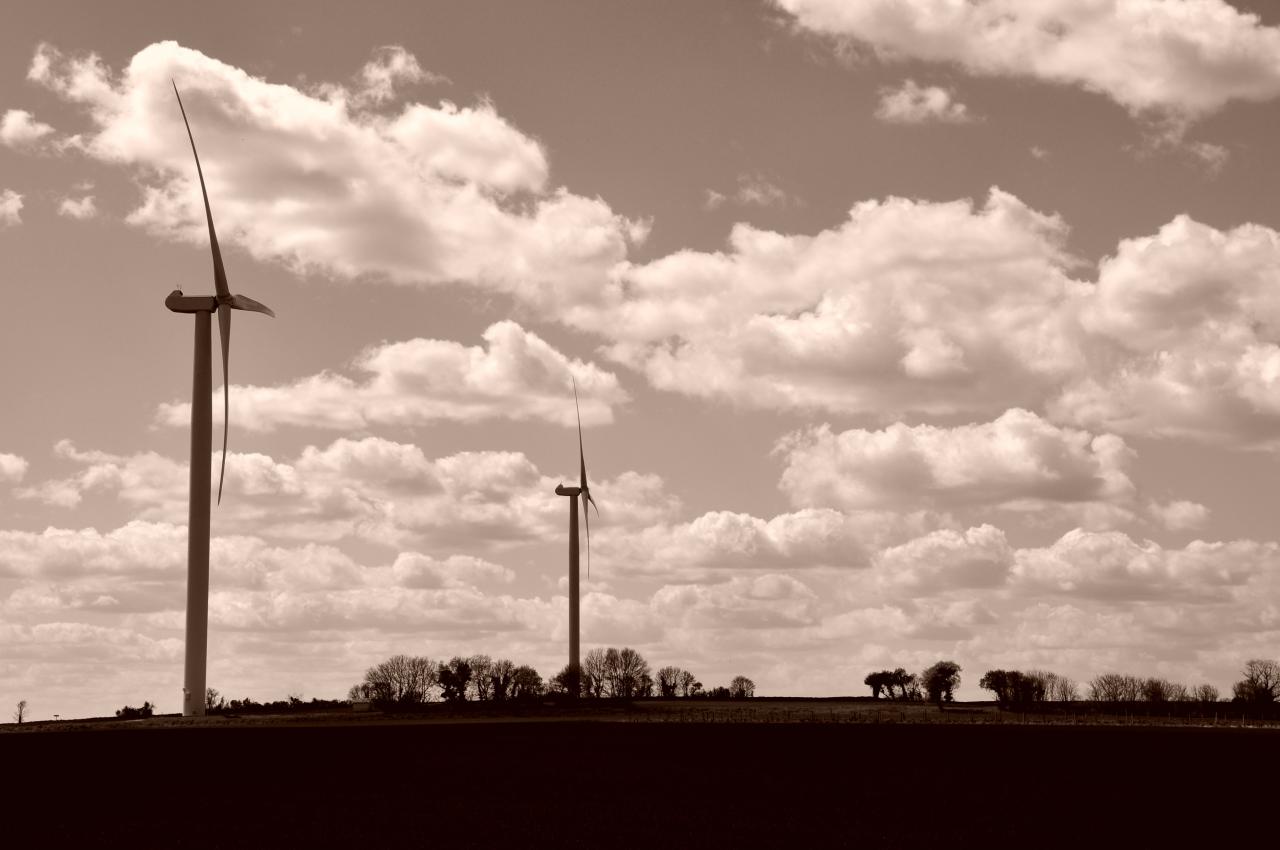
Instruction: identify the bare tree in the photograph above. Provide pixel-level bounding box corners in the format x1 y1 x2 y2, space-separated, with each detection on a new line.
361 654 439 705
603 647 651 698
1192 683 1220 703
468 655 494 701
205 687 225 712
489 658 516 701
1089 672 1143 701
730 676 755 698
676 669 700 697
438 656 473 702
1233 658 1280 703
582 648 609 698
14 700 27 724
657 666 683 697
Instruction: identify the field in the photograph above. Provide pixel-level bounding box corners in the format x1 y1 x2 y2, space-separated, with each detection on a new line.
4 700 1278 847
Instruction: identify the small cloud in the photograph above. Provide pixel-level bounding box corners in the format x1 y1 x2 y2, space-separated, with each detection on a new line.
1030 146 1050 160
0 189 23 226
705 174 798 211
1147 499 1210 531
0 109 56 149
58 195 97 220
354 46 447 108
876 80 972 124
0 452 28 483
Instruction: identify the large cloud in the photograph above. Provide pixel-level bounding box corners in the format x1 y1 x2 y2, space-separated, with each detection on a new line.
600 188 1086 418
23 41 643 311
776 409 1135 519
773 0 1280 118
155 321 626 432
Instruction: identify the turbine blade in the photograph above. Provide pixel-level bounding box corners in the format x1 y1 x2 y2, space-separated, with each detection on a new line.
226 293 275 318
573 376 588 492
216 303 231 505
583 497 591 580
172 81 230 300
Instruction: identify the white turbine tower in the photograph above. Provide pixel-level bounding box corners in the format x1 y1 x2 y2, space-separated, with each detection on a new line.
555 379 599 697
166 82 275 717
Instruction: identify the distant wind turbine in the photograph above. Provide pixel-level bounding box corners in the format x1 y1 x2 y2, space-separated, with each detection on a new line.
165 82 275 717
554 378 599 696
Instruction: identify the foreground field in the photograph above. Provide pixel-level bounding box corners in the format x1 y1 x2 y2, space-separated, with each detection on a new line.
4 706 1278 847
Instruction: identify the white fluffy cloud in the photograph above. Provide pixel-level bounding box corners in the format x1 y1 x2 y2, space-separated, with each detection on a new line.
0 108 56 148
23 41 642 312
0 189 22 226
874 525 1013 593
1053 216 1280 446
599 188 1086 418
0 452 28 483
57 194 97 219
777 409 1135 517
156 321 626 432
875 79 971 123
18 436 679 548
774 0 1280 118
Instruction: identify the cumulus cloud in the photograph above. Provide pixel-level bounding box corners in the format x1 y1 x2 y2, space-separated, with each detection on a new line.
599 188 1086 418
57 194 97 219
351 45 446 107
875 79 972 124
1054 215 1280 446
776 409 1136 518
0 189 22 226
0 452 28 483
20 41 642 312
774 0 1280 119
1148 500 1211 532
0 109 56 148
18 436 680 547
874 525 1013 593
156 321 626 432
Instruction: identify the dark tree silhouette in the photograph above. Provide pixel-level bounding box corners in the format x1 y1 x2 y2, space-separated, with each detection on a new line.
468 655 494 701
677 669 700 697
14 699 27 724
360 655 438 705
509 665 544 700
864 671 891 699
116 701 154 719
489 659 516 701
1089 673 1143 701
657 666 684 697
1192 683 1220 703
438 656 473 703
730 676 755 698
550 664 585 697
603 647 651 698
582 649 608 698
1233 658 1280 703
205 687 225 712
922 661 962 704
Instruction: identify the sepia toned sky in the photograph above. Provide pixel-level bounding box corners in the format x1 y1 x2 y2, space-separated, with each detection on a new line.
3 0 1280 719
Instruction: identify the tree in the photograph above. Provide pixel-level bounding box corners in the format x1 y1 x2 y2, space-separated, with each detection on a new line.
657 666 684 697
509 665 544 700
468 655 494 701
729 676 755 699
604 647 651 698
864 671 889 699
361 654 438 705
921 661 962 704
14 700 27 724
582 649 609 698
489 659 516 701
1141 677 1187 702
205 687 225 712
1089 673 1143 701
549 664 584 696
116 701 154 719
677 669 700 698
438 656 473 702
1192 683 1220 703
1233 658 1280 704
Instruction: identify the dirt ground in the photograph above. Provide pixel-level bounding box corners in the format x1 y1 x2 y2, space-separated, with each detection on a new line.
3 701 1278 847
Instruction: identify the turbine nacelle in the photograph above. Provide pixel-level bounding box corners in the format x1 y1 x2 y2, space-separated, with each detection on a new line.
555 485 582 497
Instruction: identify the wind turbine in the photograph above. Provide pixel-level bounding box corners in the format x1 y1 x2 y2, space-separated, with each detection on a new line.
165 82 274 717
554 378 599 697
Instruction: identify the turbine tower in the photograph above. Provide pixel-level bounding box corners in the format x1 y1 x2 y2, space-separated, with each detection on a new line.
555 379 598 697
166 82 274 717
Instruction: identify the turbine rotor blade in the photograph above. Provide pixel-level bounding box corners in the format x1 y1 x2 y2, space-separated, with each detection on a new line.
172 81 230 300
217 303 231 505
573 376 588 492
583 497 591 580
226 293 275 318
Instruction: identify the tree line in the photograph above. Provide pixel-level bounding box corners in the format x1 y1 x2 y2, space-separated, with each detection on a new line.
861 658 1280 708
349 648 755 707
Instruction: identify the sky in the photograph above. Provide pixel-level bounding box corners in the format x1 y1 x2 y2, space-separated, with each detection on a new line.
3 0 1280 719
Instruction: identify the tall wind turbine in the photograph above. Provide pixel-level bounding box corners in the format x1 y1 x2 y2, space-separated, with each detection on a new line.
165 82 275 717
554 379 599 696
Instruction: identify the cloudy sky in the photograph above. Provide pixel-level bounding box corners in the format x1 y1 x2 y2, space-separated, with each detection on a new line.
4 0 1280 719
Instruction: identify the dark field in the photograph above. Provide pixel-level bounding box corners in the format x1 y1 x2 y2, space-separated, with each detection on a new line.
4 709 1278 848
